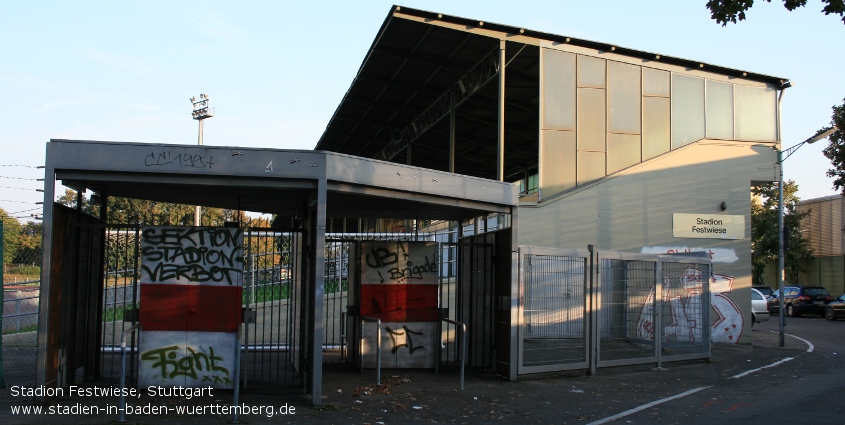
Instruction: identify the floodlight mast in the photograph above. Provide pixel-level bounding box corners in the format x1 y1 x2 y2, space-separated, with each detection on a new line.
190 94 214 226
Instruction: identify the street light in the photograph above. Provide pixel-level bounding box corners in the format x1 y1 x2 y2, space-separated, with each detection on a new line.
777 126 838 346
190 94 214 226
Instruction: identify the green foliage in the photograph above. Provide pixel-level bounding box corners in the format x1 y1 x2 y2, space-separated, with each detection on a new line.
0 209 21 265
706 0 845 25
822 98 845 193
58 189 273 227
0 209 40 267
750 181 814 285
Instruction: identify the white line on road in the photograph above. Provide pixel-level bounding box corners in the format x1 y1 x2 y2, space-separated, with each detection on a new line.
729 357 794 379
769 330 814 353
589 331 814 424
586 386 711 425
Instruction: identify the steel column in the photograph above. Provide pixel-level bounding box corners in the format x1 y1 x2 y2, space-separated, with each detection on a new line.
310 179 327 405
497 40 506 182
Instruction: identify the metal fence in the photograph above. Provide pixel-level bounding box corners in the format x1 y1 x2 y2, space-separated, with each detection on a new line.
519 246 712 375
1 220 42 410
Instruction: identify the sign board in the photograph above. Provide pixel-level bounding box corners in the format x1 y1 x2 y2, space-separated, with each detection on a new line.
138 226 244 389
673 213 744 240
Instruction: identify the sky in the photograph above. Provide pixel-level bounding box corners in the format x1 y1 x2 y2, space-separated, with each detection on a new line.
1 1 843 221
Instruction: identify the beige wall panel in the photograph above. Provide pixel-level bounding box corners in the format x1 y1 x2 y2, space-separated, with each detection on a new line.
643 97 670 160
643 67 670 97
577 88 606 151
577 150 605 184
607 133 641 174
706 80 734 140
519 141 779 344
577 55 606 88
797 196 845 256
607 61 642 134
735 85 777 141
671 74 705 149
542 48 577 130
540 130 577 198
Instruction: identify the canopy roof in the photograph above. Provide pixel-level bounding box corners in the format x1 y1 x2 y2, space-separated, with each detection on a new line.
315 5 787 182
47 140 516 221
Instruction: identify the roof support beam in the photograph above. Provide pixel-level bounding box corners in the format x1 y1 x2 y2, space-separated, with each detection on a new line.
375 47 500 162
373 46 471 72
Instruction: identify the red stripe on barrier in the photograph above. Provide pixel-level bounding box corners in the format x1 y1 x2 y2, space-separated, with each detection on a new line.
140 284 242 332
360 284 439 322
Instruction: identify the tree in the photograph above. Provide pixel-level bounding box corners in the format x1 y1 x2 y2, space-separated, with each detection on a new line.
13 221 42 265
0 208 22 265
750 181 814 285
821 98 845 194
706 0 845 25
57 189 274 227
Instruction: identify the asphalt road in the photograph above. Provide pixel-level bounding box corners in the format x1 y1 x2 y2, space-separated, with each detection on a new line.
3 314 843 424
590 315 845 425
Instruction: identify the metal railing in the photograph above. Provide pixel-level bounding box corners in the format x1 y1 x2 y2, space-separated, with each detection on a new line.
117 322 141 423
3 294 39 334
359 316 381 386
440 318 466 390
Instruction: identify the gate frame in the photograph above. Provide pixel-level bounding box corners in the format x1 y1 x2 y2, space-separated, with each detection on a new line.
517 246 591 375
517 245 712 375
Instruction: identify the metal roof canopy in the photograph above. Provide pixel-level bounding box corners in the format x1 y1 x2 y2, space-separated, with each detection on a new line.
45 140 517 220
315 5 788 182
39 139 517 406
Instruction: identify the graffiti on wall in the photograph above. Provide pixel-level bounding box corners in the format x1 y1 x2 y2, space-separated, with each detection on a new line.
144 150 215 169
138 331 236 388
636 268 742 344
640 246 738 264
363 241 438 285
361 322 436 369
386 325 425 355
140 227 244 285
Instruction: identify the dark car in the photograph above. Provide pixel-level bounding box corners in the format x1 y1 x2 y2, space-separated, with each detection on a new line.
782 286 833 317
766 289 781 314
824 294 845 320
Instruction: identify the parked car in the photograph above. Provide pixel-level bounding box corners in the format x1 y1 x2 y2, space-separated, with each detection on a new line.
753 285 775 298
782 286 833 317
824 294 845 320
750 288 771 325
766 288 781 314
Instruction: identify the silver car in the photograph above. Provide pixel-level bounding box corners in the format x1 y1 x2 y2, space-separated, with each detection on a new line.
751 287 771 325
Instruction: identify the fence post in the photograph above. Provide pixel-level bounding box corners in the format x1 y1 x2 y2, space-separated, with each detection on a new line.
1 220 5 389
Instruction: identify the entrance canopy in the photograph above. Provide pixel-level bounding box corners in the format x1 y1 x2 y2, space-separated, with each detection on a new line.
38 139 517 405
46 140 517 220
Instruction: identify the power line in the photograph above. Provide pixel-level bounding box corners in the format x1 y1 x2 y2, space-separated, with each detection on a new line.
8 207 41 215
0 165 43 169
0 200 38 204
0 185 42 191
0 175 40 181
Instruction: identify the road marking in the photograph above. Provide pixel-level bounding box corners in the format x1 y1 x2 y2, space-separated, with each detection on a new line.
729 357 794 379
589 331 814 424
585 386 711 425
780 331 814 353
728 330 812 379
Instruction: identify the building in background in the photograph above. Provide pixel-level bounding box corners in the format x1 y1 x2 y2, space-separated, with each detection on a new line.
316 6 785 345
796 195 845 295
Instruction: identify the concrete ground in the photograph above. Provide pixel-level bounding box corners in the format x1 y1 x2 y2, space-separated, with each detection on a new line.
0 328 808 424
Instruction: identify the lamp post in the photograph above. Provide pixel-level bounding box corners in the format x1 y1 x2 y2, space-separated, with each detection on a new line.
190 94 214 226
777 126 837 346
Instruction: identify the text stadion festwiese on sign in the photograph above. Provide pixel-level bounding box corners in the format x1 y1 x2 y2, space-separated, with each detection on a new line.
672 213 745 240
